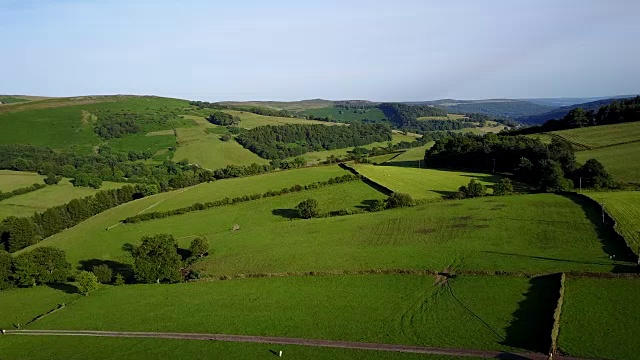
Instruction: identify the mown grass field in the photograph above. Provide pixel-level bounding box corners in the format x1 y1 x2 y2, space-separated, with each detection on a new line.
558 277 640 360
417 114 467 121
385 143 435 166
302 106 386 122
0 336 481 360
350 164 500 200
20 275 537 352
0 285 79 329
0 178 124 220
0 170 45 192
22 190 630 276
575 142 640 183
584 191 640 252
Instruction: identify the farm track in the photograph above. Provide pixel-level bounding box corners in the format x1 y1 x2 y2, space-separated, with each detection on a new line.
3 329 594 359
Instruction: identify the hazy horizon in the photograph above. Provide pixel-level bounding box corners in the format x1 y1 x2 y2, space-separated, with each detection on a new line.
2 0 639 102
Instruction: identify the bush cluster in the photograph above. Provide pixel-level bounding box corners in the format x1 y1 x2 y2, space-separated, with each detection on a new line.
123 174 361 223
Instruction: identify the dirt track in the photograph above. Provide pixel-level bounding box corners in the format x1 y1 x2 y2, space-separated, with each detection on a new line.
3 329 595 359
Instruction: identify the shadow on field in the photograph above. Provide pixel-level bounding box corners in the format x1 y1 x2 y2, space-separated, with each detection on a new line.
46 282 79 294
482 251 620 267
494 353 537 360
560 193 639 273
501 274 560 353
78 259 134 283
380 160 423 168
176 248 191 261
272 208 299 219
356 199 380 210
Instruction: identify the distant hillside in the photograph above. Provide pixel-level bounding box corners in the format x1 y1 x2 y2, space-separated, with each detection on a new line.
408 99 555 119
524 95 636 107
219 99 333 112
517 96 638 124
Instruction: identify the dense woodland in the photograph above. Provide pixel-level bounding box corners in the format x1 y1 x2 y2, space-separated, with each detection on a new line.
236 123 393 160
206 111 240 126
425 133 614 191
510 96 640 135
93 112 143 139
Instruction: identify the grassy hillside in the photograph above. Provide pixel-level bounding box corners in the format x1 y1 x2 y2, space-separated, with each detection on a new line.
559 277 640 360
0 177 124 220
302 106 386 122
0 170 46 191
222 110 336 128
14 275 536 353
584 191 640 252
0 96 30 104
350 164 500 200
0 96 191 154
220 99 333 112
544 122 640 183
21 190 629 276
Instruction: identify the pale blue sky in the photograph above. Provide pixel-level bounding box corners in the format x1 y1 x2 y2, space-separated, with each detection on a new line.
1 0 638 101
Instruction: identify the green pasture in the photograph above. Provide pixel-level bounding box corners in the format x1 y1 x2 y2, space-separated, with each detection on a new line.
575 142 640 183
350 164 500 200
22 191 631 276
147 165 350 213
0 178 124 220
0 96 30 104
550 121 640 149
0 285 79 329
0 336 482 360
385 143 434 166
296 133 421 163
302 106 386 122
222 110 336 129
417 114 467 121
0 170 45 192
558 277 640 360
23 275 539 352
584 191 640 252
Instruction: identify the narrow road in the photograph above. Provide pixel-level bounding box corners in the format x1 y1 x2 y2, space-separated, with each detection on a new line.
3 329 591 360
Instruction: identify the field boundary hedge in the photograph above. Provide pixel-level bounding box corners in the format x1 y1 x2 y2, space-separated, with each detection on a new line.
0 183 46 202
122 174 362 224
339 163 393 195
549 273 566 355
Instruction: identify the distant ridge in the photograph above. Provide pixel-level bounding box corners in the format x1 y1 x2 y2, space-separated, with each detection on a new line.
516 96 639 125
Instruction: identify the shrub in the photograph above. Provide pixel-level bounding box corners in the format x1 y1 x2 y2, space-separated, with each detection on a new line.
368 199 387 212
76 271 99 295
458 179 486 198
493 178 514 196
43 174 62 185
114 273 125 286
189 237 209 258
92 264 113 284
296 199 320 219
386 193 414 208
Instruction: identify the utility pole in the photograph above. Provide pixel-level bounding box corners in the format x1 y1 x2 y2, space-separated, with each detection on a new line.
601 203 605 224
579 177 582 193
492 159 496 173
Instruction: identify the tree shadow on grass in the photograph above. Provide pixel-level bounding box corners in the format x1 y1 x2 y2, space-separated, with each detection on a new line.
560 193 639 273
177 248 191 261
78 259 134 283
501 274 560 353
272 209 299 219
355 199 379 210
45 282 78 295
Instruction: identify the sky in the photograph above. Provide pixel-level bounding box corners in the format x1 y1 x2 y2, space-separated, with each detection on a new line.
1 0 639 102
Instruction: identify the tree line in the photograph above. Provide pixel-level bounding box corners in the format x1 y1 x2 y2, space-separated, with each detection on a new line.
236 123 393 160
509 96 640 135
123 174 361 223
424 133 614 192
206 111 240 126
0 183 46 201
190 101 293 118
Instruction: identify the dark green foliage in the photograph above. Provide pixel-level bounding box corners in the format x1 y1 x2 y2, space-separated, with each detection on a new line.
0 249 12 290
296 199 320 219
92 264 113 284
236 123 392 160
0 183 46 201
76 271 100 295
114 273 125 286
71 173 103 189
189 237 209 258
220 133 232 141
43 173 62 185
132 234 182 284
377 103 447 128
386 192 414 208
123 174 360 223
493 178 514 196
368 199 387 212
12 247 70 287
207 111 240 126
425 133 579 192
577 159 614 189
94 112 142 139
458 179 486 198
0 216 40 252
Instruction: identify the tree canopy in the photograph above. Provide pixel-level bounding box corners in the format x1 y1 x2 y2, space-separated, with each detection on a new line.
132 234 182 284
